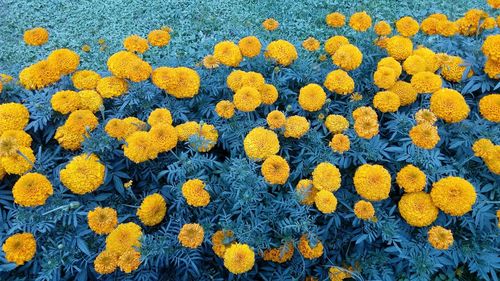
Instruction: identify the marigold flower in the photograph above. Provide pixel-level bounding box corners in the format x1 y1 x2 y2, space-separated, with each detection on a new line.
118 249 141 273
238 36 261 58
415 109 437 125
324 115 349 134
440 56 471 82
324 36 349 55
0 130 32 148
23 27 49 46
214 41 242 67
373 91 400 113
261 155 290 185
259 84 279 104
72 70 101 90
298 83 326 112
96 76 128 98
182 179 210 207
0 103 29 135
2 233 36 265
284 116 310 139
421 17 438 35
149 124 178 153
215 100 235 119
212 230 234 257
107 51 151 82
265 40 298 66
137 193 167 226
314 190 337 214
349 11 372 32
329 133 350 154
234 86 261 112
262 18 279 31
94 250 118 274
352 106 378 121
1 146 35 175
488 0 500 8
324 69 355 95
326 12 345 28
374 21 392 36
152 66 200 98
354 116 379 139
244 127 280 161
262 242 294 263
203 55 219 69
373 66 397 89
298 234 323 259
51 90 81 114
482 34 500 62
472 138 495 158
411 71 442 94
485 59 500 79
178 223 205 249
312 162 341 192
386 36 413 61
302 37 320 51
60 154 105 194
436 20 458 37
148 29 170 47
123 131 159 163
395 16 420 37
399 192 438 227
78 90 103 112
47 48 80 76
430 176 476 216
123 35 149 54
403 55 426 75
13 173 53 207
389 81 417 106
396 164 426 193
105 222 142 254
19 60 60 90
223 243 255 274
332 44 363 71
329 267 351 281
354 200 375 220
430 88 470 123
354 164 391 201
267 110 286 129
428 226 454 250
409 123 440 150
88 207 118 235
378 57 402 77
147 108 173 126
296 179 317 205
478 94 500 123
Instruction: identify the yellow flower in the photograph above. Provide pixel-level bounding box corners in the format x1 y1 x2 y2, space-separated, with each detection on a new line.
137 193 167 226
105 119 135 140
478 94 500 123
187 123 218 152
78 90 103 113
410 71 442 94
226 70 245 92
152 66 200 98
175 121 200 141
354 200 375 220
244 127 280 161
47 48 80 76
54 125 85 151
178 223 204 248
1 146 35 175
428 226 454 250
212 230 234 257
430 88 470 123
324 115 349 134
0 103 29 135
238 36 261 58
262 18 279 31
72 70 101 90
373 66 397 89
259 83 279 104
409 123 440 150
386 36 413 61
265 40 298 66
488 0 500 8
378 57 402 77
149 124 178 153
215 100 235 119
326 12 345 28
421 17 438 35
233 86 261 112
440 56 471 83
472 138 495 158
96 76 128 98
13 173 53 207
202 55 219 69
415 109 437 125
396 16 420 37
482 34 500 62
51 90 80 114
349 11 372 32
123 35 149 54
302 37 320 51
107 51 152 82
0 136 19 158
373 91 400 113
284 115 310 138
147 29 170 47
148 108 173 126
266 110 286 129
398 192 438 227
396 164 426 193
436 20 458 37
2 233 36 265
223 243 255 274
329 267 351 281
182 179 210 207
0 130 32 148
352 106 378 121
324 69 355 95
87 207 118 235
298 234 323 259
298 83 326 112
296 179 317 205
123 131 159 163
94 250 118 274
261 155 290 184
118 249 141 273
388 81 417 106
324 36 349 55
314 190 337 214
23 27 49 46
214 41 242 67
312 162 341 192
374 21 392 36
262 242 294 263
329 134 350 154
354 164 391 201
403 55 426 75
430 176 476 216
332 44 363 71
18 60 60 90
354 116 379 139
484 59 500 79
105 222 142 254
60 154 105 194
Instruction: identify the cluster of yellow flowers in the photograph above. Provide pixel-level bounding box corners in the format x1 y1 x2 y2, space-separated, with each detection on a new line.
54 109 99 150
472 138 500 174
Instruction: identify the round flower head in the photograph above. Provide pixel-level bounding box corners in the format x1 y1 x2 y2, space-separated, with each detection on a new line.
0 130 32 148
137 193 167 226
203 55 219 69
436 20 458 37
118 249 141 273
107 51 152 82
428 226 454 250
215 100 235 119
284 116 310 139
1 146 35 175
332 44 363 71
214 41 242 67
77 90 103 113
484 59 500 79
326 124 349 149
162 67 200 99
149 124 178 153
96 76 128 98
212 230 235 257
326 12 345 28
411 71 442 94
312 162 341 192
354 116 379 139
415 109 437 125
259 84 279 104
354 164 391 201
324 36 349 55
244 127 280 161
13 173 53 207
296 179 317 205
241 71 265 89
354 200 375 220
396 165 426 193
47 48 80 76
378 57 402 77
398 192 438 227
298 234 323 259
88 207 118 235
262 18 279 31
324 69 355 95
51 90 81 115
488 0 500 8
430 88 470 123
267 110 286 129
72 70 101 90
396 16 419 37
105 222 142 254
374 66 397 89
302 37 320 51
353 106 378 121
440 56 471 83
403 55 426 75
60 154 105 194
234 86 261 112
19 60 60 90
421 17 439 35
182 179 210 207
0 103 30 134
187 123 218 153
482 34 500 62
373 91 400 113
349 11 372 32
298 83 326 112
386 36 413 61
226 70 246 92
123 35 149 54
223 243 255 274
389 81 417 106
265 40 298 66
314 190 337 214
2 233 36 265
178 223 204 248
472 138 495 158
123 131 159 163
148 29 170 47
175 121 200 142
413 47 440 73
148 108 173 126
94 250 118 274
478 94 500 123
409 123 440 150
23 27 49 46
375 21 392 36
261 155 290 184
238 36 261 58
324 115 349 134
430 176 476 216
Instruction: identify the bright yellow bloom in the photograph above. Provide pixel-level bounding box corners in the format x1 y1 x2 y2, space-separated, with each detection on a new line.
0 103 29 135
259 83 279 104
484 59 500 79
409 123 440 149
324 69 355 95
2 233 36 265
212 230 234 257
244 127 280 161
428 226 454 250
478 94 500 122
430 176 476 216
51 90 81 114
302 37 321 51
123 131 159 163
94 250 118 274
329 267 351 281
107 51 151 82
482 34 500 62
389 81 417 106
324 36 349 55
298 234 323 259
399 192 438 227
396 16 420 37
314 190 337 214
1 146 35 175
223 243 255 274
13 173 53 207
378 57 402 77
396 164 426 193
373 66 397 89
182 179 210 207
96 76 128 98
0 130 32 148
262 242 294 263
430 88 470 123
421 17 439 35
23 27 49 46
374 21 392 36
440 55 472 82
148 29 170 47
152 66 200 98
354 116 379 139
118 249 141 273
386 36 413 61
238 36 261 58
148 108 173 126
87 207 118 235
354 200 375 220
47 48 80 76
60 154 105 194
262 18 279 31
149 124 178 153
298 83 326 111
312 162 341 192
373 91 400 113
72 70 101 90
261 155 290 184
266 110 286 129
324 115 349 134
214 41 242 67
234 86 261 112
411 71 442 94
18 60 60 90
265 40 298 66
403 55 426 75
203 55 219 69
105 222 142 254
472 138 495 158
137 193 167 226
215 100 235 119
77 90 103 112
283 116 310 138
178 223 204 248
123 35 149 54
488 0 500 8
326 12 345 28
296 179 317 205
415 109 437 125
354 164 391 201
332 44 363 71
329 133 350 154
349 11 372 32
353 106 378 121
